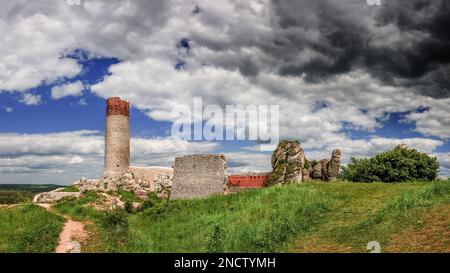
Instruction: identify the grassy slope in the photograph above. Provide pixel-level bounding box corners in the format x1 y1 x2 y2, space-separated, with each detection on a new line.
0 204 64 253
289 181 450 252
124 184 330 252
52 180 450 253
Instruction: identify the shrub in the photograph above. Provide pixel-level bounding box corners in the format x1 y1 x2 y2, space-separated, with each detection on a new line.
124 201 134 214
340 146 439 182
103 209 129 231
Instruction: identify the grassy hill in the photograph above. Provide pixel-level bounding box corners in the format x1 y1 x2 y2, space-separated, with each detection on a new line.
0 180 448 253
51 180 450 253
0 184 63 204
0 204 64 253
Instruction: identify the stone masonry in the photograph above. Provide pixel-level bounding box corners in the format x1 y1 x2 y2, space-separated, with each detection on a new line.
171 154 228 199
103 97 130 180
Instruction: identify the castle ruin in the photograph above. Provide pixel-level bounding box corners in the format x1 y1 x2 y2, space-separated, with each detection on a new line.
103 97 131 180
34 97 342 203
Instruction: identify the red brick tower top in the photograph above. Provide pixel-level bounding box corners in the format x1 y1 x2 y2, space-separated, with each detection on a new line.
106 97 129 117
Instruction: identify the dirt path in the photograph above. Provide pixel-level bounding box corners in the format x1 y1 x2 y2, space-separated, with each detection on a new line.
36 203 89 253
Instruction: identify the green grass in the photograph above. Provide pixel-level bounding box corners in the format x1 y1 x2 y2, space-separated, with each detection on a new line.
0 204 64 253
53 191 104 222
288 180 450 252
58 185 80 193
113 184 331 252
334 180 450 250
52 180 450 253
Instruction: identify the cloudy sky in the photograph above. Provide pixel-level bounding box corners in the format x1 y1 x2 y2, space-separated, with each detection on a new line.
0 0 449 184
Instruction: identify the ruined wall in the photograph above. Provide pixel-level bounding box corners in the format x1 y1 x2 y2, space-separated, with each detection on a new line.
103 97 130 180
128 166 174 192
228 173 270 188
171 154 228 200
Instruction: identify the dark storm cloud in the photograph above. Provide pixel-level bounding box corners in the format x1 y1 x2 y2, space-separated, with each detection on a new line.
265 0 450 96
188 0 447 95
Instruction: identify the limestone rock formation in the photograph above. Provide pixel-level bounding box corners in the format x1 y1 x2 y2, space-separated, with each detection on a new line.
269 141 342 184
73 167 174 200
33 190 81 203
91 193 125 210
325 149 341 181
269 140 305 185
74 178 105 192
395 144 408 150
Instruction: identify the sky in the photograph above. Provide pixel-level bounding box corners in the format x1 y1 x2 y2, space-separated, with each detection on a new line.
0 0 449 184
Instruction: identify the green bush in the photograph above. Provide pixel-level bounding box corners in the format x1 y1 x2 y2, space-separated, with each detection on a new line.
340 146 439 182
103 209 129 230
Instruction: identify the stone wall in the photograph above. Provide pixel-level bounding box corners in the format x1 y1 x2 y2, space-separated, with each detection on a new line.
228 173 271 188
171 154 228 200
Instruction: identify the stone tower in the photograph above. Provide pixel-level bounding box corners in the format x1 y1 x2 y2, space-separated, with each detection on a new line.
103 97 130 180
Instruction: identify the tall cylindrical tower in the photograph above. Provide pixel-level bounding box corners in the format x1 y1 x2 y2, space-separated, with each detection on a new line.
103 97 130 180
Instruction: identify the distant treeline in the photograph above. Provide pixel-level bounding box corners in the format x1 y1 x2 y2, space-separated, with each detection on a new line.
0 184 62 204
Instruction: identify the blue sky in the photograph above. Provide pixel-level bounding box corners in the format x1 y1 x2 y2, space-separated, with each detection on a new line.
0 1 449 184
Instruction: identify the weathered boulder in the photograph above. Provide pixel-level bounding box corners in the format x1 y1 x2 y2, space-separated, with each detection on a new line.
73 167 174 200
269 141 342 183
395 144 408 150
302 168 312 181
88 193 125 211
269 140 305 185
74 178 106 192
33 190 81 203
311 160 323 179
324 149 341 181
154 173 173 198
309 151 341 181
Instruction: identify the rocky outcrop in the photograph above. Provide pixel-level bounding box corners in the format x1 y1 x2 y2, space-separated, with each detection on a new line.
72 167 174 200
325 149 341 181
73 178 105 192
88 193 125 211
33 190 81 203
269 141 305 185
269 141 342 183
395 144 408 150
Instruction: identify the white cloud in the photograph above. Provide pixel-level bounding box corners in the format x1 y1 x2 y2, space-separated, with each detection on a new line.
51 81 84 99
0 130 218 184
19 93 42 105
240 136 444 173
1 105 13 112
0 4 82 92
224 151 272 173
1 0 449 141
0 0 449 182
436 153 450 178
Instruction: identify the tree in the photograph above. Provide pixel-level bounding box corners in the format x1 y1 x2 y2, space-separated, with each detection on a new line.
340 145 439 182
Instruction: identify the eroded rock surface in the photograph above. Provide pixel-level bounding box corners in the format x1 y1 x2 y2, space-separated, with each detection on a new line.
269 140 305 185
269 141 342 183
33 190 81 203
